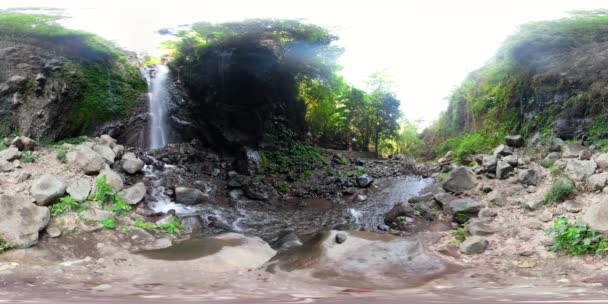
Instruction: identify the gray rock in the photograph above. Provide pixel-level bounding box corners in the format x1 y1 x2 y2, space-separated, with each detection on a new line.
595 153 608 170
180 215 204 234
459 236 488 254
10 136 36 151
335 232 347 244
565 159 597 181
0 147 20 161
408 193 434 204
31 174 66 206
66 178 91 202
549 137 565 152
443 167 477 193
356 174 374 188
496 160 513 179
588 173 608 191
175 186 206 205
487 190 506 206
0 159 14 172
67 145 105 174
505 135 525 148
466 222 496 236
79 208 112 222
155 214 178 226
583 202 608 233
561 143 588 159
97 167 124 192
46 227 61 238
539 210 553 222
479 208 497 219
447 198 482 222
118 182 146 205
377 224 389 231
271 230 303 252
112 145 124 159
493 144 513 157
482 155 497 172
519 169 541 186
0 194 50 248
579 149 593 160
121 157 145 174
93 145 116 164
98 135 117 147
15 171 31 182
545 152 561 162
228 189 244 200
523 199 544 210
433 193 456 208
564 200 582 213
385 202 415 223
503 155 519 167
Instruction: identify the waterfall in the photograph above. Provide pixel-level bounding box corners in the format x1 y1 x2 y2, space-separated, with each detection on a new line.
145 65 170 149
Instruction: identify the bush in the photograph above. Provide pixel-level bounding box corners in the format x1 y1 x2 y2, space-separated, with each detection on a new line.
544 177 575 203
56 147 67 163
0 239 11 253
547 217 608 255
50 195 87 216
276 181 290 193
100 218 116 229
450 227 470 245
20 151 37 163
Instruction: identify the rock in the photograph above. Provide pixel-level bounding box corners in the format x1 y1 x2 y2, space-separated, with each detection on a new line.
433 193 456 208
180 216 204 234
15 171 31 182
79 208 112 222
459 236 488 254
0 147 20 161
155 213 178 226
212 168 221 177
239 147 263 175
447 198 482 222
93 145 116 164
122 152 137 160
10 136 36 151
493 144 513 157
588 173 608 191
0 159 14 172
66 145 105 174
118 182 146 205
244 187 270 201
549 137 565 152
175 187 206 205
565 159 597 181
487 190 506 206
271 230 303 252
564 200 583 213
0 194 50 248
539 210 553 222
503 155 519 167
408 193 434 204
545 152 561 162
228 189 244 200
505 135 525 148
356 174 374 188
355 194 367 202
523 200 544 210
482 155 497 172
66 178 91 202
495 160 513 179
443 167 477 193
561 143 588 159
30 174 66 206
579 149 593 160
112 145 124 159
98 134 117 147
583 202 608 233
97 167 124 192
595 153 608 170
526 186 537 193
519 169 541 186
466 222 496 236
121 157 145 174
479 208 497 219
377 224 389 231
385 202 415 223
335 232 347 244
46 227 61 238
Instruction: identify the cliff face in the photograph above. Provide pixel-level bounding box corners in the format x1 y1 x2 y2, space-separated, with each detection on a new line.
423 11 608 161
0 13 146 142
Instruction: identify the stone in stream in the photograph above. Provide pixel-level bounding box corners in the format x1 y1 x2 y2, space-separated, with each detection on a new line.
0 194 50 248
175 186 206 205
384 202 415 223
335 232 347 244
30 173 66 206
442 167 477 193
118 182 146 205
459 236 488 254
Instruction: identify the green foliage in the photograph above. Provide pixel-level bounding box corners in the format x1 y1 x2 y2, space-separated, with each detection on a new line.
540 159 555 168
544 177 575 203
0 240 11 253
20 151 37 163
275 181 290 193
56 147 67 163
119 226 132 234
50 195 87 216
134 218 182 235
450 228 470 245
109 196 132 217
135 219 157 230
263 141 325 178
93 176 131 217
547 217 608 255
100 218 117 230
434 130 505 164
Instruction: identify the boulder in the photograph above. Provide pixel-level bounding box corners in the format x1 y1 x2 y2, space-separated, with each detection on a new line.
564 200 583 213
583 202 608 233
384 202 415 223
459 236 488 254
118 182 146 205
30 174 66 206
442 167 477 193
112 145 125 159
97 167 124 192
503 155 519 167
0 194 50 248
66 178 91 202
505 135 525 148
0 159 14 172
446 198 482 222
549 137 565 152
481 155 497 172
466 222 496 236
545 152 561 162
175 186 206 205
10 136 36 151
356 174 374 188
93 145 116 164
519 169 541 186
561 143 588 159
565 159 597 181
66 145 105 174
588 173 608 191
98 134 117 147
122 157 145 175
0 147 20 161
595 153 608 170
495 160 513 179
487 190 506 206
579 149 593 160
271 230 303 252
493 144 513 157
79 208 112 222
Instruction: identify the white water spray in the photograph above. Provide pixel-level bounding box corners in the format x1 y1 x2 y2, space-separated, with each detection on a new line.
146 65 170 149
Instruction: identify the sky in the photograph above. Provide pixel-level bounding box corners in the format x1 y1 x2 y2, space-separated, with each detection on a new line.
2 0 606 127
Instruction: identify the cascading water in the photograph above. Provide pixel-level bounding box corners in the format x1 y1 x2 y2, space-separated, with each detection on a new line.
145 65 170 149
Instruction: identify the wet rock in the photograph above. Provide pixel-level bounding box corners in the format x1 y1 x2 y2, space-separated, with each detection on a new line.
356 174 374 188
98 167 124 192
519 169 541 186
442 167 477 193
335 232 347 244
271 230 303 252
505 135 525 148
561 143 588 159
588 173 608 191
565 159 597 181
385 202 415 223
180 215 204 234
66 145 105 174
582 202 608 233
0 147 20 161
244 186 270 201
495 160 513 179
0 194 50 248
466 222 496 236
594 153 608 170
31 174 66 206
228 189 244 200
175 187 206 205
493 144 513 157
121 157 145 175
66 178 91 202
459 236 488 254
118 182 146 205
564 200 582 213
93 144 116 164
10 136 36 151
